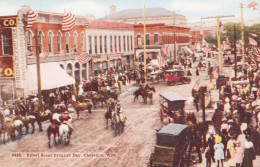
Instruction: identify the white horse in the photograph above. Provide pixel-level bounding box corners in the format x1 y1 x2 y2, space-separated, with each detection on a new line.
59 123 71 145
13 120 23 139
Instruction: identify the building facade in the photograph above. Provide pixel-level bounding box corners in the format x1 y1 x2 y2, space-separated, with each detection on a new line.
0 6 135 104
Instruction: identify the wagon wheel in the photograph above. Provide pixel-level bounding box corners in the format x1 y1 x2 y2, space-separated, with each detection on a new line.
167 81 171 85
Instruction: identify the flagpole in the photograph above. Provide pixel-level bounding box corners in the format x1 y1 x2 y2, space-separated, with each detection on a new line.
143 3 147 83
35 29 43 113
240 3 245 62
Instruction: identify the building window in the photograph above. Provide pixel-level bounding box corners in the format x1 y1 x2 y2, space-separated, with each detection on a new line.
38 31 43 53
110 36 113 52
57 32 62 53
104 36 107 53
127 36 129 51
81 33 85 52
99 36 102 53
94 36 97 53
27 31 32 47
82 64 86 81
123 36 126 52
146 34 150 45
73 32 78 52
118 36 121 52
48 32 53 53
65 32 70 53
130 36 133 51
2 30 12 55
137 34 142 46
154 34 159 45
114 36 117 52
88 36 92 54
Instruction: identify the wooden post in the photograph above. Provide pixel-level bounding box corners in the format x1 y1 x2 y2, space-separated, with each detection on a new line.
34 29 43 112
217 16 223 72
173 12 177 62
234 25 237 80
143 4 147 82
240 3 245 62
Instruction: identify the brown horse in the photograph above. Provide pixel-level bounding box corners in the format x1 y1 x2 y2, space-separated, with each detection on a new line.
29 110 53 132
69 100 93 119
0 113 16 144
105 99 117 129
14 115 36 134
47 123 59 148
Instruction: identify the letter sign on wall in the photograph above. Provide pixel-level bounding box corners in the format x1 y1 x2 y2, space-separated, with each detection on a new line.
0 18 17 28
0 57 15 78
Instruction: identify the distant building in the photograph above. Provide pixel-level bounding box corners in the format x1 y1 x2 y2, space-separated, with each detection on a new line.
189 26 217 43
102 7 187 27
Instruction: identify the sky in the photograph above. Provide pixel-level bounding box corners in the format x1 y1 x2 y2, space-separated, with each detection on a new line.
0 0 259 26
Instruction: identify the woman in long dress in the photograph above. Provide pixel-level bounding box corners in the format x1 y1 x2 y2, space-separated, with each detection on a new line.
235 141 244 167
227 136 236 167
214 136 225 167
242 136 255 167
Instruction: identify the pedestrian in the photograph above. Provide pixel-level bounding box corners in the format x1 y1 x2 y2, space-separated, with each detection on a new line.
214 136 225 167
196 67 200 76
207 131 215 163
227 135 236 167
205 147 212 167
241 135 255 167
235 141 244 167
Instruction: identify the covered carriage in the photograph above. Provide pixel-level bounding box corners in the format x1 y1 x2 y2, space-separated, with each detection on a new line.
149 123 189 167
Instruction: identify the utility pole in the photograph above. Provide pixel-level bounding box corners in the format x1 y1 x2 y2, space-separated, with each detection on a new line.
201 15 235 72
240 3 245 62
34 29 43 113
143 3 147 83
234 25 237 80
173 11 177 62
201 18 203 52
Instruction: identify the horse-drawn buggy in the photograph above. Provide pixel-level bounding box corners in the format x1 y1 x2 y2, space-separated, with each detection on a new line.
148 123 189 167
159 93 186 124
165 70 191 86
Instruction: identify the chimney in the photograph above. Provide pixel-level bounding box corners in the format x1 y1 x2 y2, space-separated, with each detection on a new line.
109 5 116 15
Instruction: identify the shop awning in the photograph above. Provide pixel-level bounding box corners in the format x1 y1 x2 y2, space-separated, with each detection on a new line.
27 62 75 91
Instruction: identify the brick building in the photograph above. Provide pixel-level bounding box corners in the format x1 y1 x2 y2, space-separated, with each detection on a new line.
0 6 134 104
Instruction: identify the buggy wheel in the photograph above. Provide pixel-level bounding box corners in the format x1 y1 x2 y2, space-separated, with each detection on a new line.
167 81 170 85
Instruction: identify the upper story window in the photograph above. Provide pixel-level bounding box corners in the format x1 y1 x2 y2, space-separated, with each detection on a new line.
114 36 117 52
94 36 97 53
110 36 113 53
137 34 142 46
104 36 107 53
27 31 32 47
88 36 92 54
1 29 13 55
130 36 133 51
81 33 85 52
154 33 159 45
118 36 121 52
57 32 62 53
73 32 78 52
146 34 150 45
48 31 53 53
123 36 126 52
127 36 129 51
99 36 102 53
38 31 44 53
65 32 70 53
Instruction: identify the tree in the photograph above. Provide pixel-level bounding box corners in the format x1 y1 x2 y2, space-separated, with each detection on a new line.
204 33 225 46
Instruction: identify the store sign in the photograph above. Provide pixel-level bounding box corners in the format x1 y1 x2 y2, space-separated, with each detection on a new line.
0 18 17 28
0 57 15 78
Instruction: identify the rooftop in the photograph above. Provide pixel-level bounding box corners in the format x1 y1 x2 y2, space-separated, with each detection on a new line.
102 8 183 20
87 20 134 30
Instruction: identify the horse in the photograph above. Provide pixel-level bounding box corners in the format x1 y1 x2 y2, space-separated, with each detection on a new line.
69 99 93 119
143 89 154 104
59 123 71 146
14 115 36 134
105 99 117 129
133 88 144 102
112 111 121 136
0 113 16 144
29 109 53 132
47 123 60 148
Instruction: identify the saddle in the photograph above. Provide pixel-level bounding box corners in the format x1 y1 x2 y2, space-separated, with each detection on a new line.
63 121 74 131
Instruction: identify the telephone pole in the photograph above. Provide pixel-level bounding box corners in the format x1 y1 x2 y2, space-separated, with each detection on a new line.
240 4 245 62
173 11 180 62
143 3 147 82
201 15 235 72
234 25 237 80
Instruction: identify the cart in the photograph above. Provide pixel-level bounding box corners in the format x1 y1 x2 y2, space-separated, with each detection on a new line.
149 123 189 167
159 92 186 121
165 70 191 86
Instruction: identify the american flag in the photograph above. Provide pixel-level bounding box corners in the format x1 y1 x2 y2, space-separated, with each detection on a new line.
247 1 259 10
62 13 76 32
157 55 163 67
161 44 169 55
59 51 66 57
193 79 200 91
40 52 49 59
253 48 260 63
77 53 91 64
27 10 38 30
25 49 34 56
249 38 257 46
213 64 218 79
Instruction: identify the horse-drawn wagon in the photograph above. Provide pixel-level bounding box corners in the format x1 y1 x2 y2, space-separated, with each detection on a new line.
165 70 191 86
149 123 189 167
159 93 186 122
